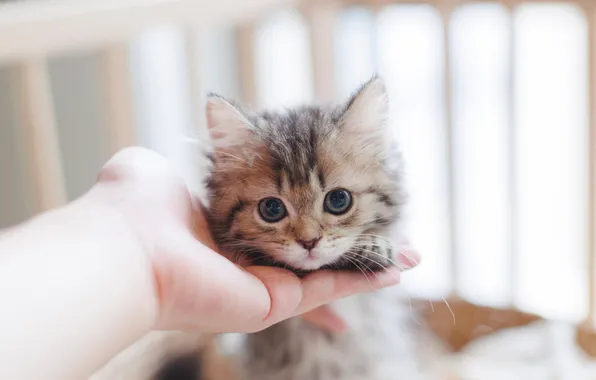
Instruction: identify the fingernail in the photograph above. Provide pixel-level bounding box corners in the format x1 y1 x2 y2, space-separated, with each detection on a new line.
397 249 421 271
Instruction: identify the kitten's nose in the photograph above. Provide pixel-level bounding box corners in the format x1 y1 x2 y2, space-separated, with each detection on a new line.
297 237 321 251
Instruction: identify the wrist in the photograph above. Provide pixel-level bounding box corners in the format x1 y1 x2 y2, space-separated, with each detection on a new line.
0 193 159 379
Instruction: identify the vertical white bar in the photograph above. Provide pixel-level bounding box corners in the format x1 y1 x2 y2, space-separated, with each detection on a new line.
587 3 596 325
254 9 314 109
305 2 338 104
129 26 195 186
15 58 66 212
101 44 135 155
183 28 216 201
514 4 589 321
196 26 242 101
506 0 520 307
187 26 243 129
440 3 458 297
377 5 451 298
334 6 376 100
450 3 512 306
186 26 246 199
184 29 207 135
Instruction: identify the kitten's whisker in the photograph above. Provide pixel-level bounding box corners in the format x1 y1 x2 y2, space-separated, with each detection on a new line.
396 249 418 266
351 246 405 271
355 233 416 264
343 256 374 288
356 234 419 265
345 254 382 284
442 297 456 324
347 251 400 283
408 297 421 325
356 234 418 263
346 250 388 271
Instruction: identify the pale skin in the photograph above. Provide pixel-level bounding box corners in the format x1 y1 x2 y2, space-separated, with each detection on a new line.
0 147 419 380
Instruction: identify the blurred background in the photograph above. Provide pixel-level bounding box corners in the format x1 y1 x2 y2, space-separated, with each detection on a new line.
0 0 595 378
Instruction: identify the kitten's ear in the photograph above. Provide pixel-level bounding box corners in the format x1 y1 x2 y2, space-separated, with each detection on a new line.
206 94 254 148
340 75 389 139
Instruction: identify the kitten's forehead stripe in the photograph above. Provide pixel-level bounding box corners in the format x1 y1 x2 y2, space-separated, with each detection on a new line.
372 215 392 226
365 188 397 207
273 159 283 192
259 108 323 188
317 167 326 190
226 200 246 230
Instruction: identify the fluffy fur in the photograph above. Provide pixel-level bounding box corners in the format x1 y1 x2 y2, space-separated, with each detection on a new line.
205 76 417 379
91 76 418 380
205 76 405 274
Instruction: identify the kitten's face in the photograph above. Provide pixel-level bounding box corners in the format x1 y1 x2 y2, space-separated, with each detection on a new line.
205 77 404 273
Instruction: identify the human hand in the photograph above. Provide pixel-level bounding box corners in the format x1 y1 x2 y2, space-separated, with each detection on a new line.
88 147 405 333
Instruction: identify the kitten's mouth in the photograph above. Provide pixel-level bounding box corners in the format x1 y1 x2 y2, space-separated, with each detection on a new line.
235 247 390 277
235 250 315 277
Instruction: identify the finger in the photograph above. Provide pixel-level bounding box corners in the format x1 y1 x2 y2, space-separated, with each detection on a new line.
294 266 401 316
300 305 347 333
391 235 421 271
243 266 303 330
245 265 400 330
396 247 421 271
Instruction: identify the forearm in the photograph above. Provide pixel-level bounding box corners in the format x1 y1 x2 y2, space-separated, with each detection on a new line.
0 194 158 380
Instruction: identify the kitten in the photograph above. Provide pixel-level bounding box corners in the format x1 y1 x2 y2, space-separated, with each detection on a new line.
91 76 421 380
204 76 421 380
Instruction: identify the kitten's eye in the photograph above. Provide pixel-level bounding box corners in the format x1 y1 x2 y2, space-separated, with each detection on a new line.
258 197 287 222
324 189 352 215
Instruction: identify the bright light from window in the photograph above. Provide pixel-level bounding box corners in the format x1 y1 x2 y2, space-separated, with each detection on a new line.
255 9 314 109
334 7 375 100
514 4 588 321
450 4 512 306
377 5 451 298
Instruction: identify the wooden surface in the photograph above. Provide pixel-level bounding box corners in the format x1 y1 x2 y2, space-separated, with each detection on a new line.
416 297 543 352
235 24 258 106
305 1 339 104
15 58 67 212
101 44 136 154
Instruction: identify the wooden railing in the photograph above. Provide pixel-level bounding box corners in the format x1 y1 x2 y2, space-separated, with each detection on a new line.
0 0 594 326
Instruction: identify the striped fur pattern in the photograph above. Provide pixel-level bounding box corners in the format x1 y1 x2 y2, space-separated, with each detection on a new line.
205 76 405 274
205 76 417 380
